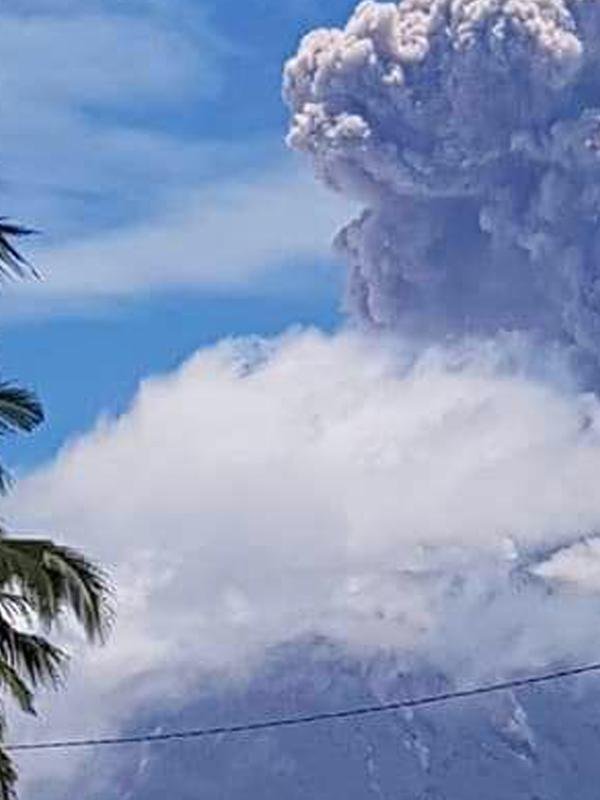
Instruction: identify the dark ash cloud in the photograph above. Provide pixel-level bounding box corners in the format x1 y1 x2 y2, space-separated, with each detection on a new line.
284 0 600 357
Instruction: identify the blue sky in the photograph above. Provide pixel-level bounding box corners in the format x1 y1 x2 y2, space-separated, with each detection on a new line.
0 0 356 470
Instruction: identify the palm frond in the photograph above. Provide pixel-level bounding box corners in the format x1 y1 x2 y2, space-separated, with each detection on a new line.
0 594 33 626
0 220 38 282
0 661 34 715
0 747 17 800
0 612 65 691
0 383 44 494
0 542 53 603
0 709 17 800
40 544 112 642
0 539 112 643
0 385 43 436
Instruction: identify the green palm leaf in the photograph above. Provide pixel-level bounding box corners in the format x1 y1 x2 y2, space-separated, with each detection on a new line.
0 661 34 715
0 386 43 436
0 659 32 788
0 221 38 282
0 538 112 642
0 746 17 800
0 383 43 495
0 613 65 692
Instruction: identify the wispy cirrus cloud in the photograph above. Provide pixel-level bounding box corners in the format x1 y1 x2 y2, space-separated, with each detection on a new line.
0 164 351 309
0 1 353 310
0 1 228 236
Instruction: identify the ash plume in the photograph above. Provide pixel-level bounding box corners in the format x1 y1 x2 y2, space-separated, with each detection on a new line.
284 0 600 356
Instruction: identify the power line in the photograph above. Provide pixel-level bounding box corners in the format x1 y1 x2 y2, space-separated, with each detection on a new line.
7 659 600 753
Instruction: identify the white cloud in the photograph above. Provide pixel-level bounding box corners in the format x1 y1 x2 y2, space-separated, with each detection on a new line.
533 539 600 590
7 328 600 794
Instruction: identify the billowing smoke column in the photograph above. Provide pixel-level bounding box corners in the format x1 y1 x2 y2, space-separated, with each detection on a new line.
283 0 600 355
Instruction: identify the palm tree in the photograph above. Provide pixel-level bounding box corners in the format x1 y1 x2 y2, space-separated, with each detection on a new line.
0 537 110 799
0 223 111 798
